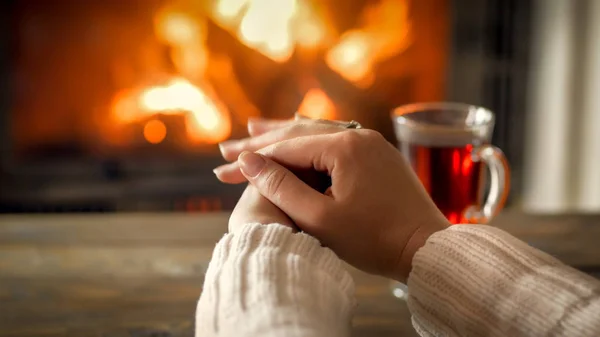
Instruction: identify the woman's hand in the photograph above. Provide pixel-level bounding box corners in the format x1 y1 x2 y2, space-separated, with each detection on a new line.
229 184 296 234
218 117 346 166
215 122 450 282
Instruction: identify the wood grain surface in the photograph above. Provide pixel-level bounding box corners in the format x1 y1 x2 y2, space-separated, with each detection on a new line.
1 210 599 336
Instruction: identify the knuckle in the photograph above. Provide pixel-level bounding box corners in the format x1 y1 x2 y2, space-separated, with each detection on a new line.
262 168 287 198
358 129 385 142
334 129 385 161
339 130 363 147
335 131 364 159
286 123 306 135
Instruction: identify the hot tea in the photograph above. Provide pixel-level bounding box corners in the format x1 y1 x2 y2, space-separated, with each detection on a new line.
400 141 484 224
393 102 509 225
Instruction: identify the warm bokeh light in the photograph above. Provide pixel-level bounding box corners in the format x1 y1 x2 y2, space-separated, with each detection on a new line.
326 31 373 83
141 78 231 143
212 0 327 62
170 46 208 81
325 0 411 86
112 89 139 123
297 88 336 120
155 11 205 46
110 8 232 145
238 0 297 62
111 0 411 147
294 4 326 48
113 78 231 144
214 0 250 26
143 119 167 144
155 11 208 79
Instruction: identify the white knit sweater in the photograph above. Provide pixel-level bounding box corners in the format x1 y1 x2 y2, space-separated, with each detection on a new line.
196 224 600 337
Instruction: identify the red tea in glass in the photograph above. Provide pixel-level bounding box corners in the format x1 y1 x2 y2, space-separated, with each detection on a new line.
392 102 510 224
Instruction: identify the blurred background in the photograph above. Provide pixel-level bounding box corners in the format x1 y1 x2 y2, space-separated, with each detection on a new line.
0 0 598 214
1 1 599 336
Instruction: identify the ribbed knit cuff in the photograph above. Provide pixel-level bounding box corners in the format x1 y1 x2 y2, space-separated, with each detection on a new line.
407 224 600 337
196 223 355 337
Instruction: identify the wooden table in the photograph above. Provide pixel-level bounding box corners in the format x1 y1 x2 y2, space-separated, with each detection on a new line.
1 211 599 337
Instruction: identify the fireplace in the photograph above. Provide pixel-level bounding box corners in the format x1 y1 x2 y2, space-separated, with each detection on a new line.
0 0 530 212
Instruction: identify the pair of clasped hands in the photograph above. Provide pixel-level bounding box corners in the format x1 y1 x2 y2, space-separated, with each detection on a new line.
213 117 450 282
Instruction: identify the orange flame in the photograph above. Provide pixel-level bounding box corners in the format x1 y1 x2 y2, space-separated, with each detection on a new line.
145 78 230 143
155 11 209 80
297 88 336 120
111 0 413 146
326 31 373 84
293 1 327 49
114 78 231 144
212 0 327 62
112 9 232 145
155 11 206 46
214 0 250 26
326 0 411 86
143 119 167 144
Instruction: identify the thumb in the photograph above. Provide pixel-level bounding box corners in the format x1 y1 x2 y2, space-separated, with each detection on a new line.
238 151 330 228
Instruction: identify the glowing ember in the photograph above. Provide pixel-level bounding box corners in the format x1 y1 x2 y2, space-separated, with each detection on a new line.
297 88 336 120
143 119 167 144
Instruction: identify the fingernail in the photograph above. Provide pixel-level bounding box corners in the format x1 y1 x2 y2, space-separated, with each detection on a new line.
218 140 236 155
212 167 223 175
247 122 258 134
238 151 266 178
219 140 236 148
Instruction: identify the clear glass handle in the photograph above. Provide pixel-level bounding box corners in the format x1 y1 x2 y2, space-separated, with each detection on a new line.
466 145 510 223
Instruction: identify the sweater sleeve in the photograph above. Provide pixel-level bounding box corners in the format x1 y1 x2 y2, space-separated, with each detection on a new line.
407 224 600 337
195 223 355 337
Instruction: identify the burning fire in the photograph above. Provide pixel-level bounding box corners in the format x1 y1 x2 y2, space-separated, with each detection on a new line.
326 31 374 84
112 10 231 145
211 0 410 84
326 0 412 85
293 1 326 49
141 78 231 143
211 0 327 62
297 88 336 120
155 10 209 81
110 0 411 146
113 78 231 144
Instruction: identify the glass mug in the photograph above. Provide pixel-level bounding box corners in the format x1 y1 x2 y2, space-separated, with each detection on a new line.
389 102 510 299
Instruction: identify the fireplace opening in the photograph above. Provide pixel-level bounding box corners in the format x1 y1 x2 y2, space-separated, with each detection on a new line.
0 0 528 213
